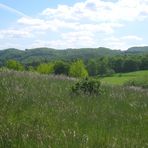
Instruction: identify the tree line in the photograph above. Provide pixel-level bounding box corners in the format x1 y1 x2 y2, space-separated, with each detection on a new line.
1 54 148 77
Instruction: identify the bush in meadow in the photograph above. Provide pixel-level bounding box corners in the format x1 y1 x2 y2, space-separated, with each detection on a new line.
71 77 102 95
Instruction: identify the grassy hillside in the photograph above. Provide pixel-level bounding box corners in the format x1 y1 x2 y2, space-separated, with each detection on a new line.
0 70 147 147
101 70 148 85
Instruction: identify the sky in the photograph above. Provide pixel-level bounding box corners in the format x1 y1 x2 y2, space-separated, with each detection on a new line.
0 0 148 50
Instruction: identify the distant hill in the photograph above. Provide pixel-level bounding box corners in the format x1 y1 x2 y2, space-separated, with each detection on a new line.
126 46 148 53
0 47 121 64
0 46 148 65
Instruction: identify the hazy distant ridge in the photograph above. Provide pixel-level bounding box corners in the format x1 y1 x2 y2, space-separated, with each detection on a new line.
0 46 148 65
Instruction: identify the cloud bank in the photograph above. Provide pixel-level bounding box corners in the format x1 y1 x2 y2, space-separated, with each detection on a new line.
0 0 148 50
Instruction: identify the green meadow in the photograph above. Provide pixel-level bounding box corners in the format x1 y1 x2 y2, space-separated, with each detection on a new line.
0 70 148 147
101 70 148 85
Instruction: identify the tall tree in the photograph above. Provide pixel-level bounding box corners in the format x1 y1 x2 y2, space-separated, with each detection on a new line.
6 60 24 71
123 58 140 72
37 63 54 74
69 60 88 78
53 61 70 75
140 55 148 70
87 59 98 76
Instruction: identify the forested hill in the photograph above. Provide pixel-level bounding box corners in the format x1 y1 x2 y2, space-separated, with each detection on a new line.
126 46 148 53
0 46 148 65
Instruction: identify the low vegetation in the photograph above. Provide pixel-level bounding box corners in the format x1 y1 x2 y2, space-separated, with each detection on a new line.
71 78 102 95
125 76 148 88
0 70 148 147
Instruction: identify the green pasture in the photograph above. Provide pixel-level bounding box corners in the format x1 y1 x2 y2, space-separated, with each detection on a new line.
101 70 148 85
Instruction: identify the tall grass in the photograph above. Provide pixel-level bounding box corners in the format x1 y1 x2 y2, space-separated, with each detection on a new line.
0 70 148 147
125 76 148 88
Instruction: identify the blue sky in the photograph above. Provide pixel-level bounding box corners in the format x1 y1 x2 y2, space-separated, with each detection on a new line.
0 0 148 50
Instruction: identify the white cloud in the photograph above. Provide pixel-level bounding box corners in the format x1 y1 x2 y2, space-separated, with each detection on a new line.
1 0 148 50
17 17 51 31
0 42 23 49
31 40 70 49
103 35 143 50
61 31 96 47
42 4 77 20
76 22 123 33
31 30 96 49
0 29 32 39
122 35 143 41
41 0 148 22
18 17 45 26
17 16 123 34
17 17 79 31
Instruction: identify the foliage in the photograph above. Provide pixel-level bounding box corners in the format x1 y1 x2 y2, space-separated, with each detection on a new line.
0 48 148 76
69 60 88 78
97 57 111 76
104 68 115 76
6 60 24 71
0 47 122 64
140 55 148 70
86 59 98 76
0 46 147 66
111 57 124 73
71 78 102 95
127 46 148 52
123 58 141 72
53 61 70 75
27 66 35 72
37 63 54 74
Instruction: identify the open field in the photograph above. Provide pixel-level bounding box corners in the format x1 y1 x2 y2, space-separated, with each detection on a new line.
0 70 148 147
101 70 148 85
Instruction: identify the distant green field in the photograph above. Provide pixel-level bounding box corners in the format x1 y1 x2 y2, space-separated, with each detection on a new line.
101 70 148 85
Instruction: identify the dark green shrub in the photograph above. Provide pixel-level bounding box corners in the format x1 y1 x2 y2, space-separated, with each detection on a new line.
71 78 102 95
54 61 69 75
